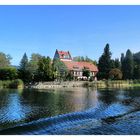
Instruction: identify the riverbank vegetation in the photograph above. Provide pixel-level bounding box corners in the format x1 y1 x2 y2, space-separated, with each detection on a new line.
0 43 140 89
83 80 140 88
0 79 24 89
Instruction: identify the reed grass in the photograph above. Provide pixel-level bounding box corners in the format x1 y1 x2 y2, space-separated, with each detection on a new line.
83 80 140 88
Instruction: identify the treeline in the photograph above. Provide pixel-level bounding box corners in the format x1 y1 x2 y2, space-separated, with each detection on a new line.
73 56 97 65
0 52 70 83
18 53 70 83
0 44 140 84
97 43 140 80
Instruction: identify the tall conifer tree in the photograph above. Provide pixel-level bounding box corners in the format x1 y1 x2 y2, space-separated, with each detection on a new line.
98 43 112 79
122 49 134 79
18 53 30 83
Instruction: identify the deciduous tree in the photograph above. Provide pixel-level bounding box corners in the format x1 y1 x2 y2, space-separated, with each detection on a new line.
52 58 68 81
109 68 123 80
0 52 11 67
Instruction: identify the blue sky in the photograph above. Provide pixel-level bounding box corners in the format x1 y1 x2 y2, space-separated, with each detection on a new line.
0 5 140 65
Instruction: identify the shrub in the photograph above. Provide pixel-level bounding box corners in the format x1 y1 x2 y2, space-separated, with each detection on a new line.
9 79 24 88
0 79 24 89
109 68 123 80
0 67 18 80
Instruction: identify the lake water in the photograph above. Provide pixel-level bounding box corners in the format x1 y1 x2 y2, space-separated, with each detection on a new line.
0 87 140 135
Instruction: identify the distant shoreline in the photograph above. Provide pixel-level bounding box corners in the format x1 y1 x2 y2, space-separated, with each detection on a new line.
0 80 139 90
28 80 140 89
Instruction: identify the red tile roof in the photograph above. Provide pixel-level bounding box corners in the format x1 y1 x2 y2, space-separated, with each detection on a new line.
58 51 69 55
57 51 71 59
78 62 98 72
62 60 98 72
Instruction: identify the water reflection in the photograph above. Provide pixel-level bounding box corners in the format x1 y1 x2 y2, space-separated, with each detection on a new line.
0 91 31 123
1 87 140 134
97 89 119 105
0 88 98 130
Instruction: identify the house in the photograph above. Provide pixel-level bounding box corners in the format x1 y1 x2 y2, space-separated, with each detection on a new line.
53 49 98 80
53 49 72 61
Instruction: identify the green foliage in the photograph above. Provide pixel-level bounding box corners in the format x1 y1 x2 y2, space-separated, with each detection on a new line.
121 53 125 65
52 58 68 81
8 79 24 88
66 72 74 81
0 79 24 89
73 56 85 61
121 49 134 79
18 53 42 83
114 58 121 69
0 52 11 67
109 68 123 80
19 53 28 71
121 51 140 80
73 56 97 65
0 67 18 80
30 53 42 62
82 68 90 78
109 59 121 69
27 53 42 81
0 44 140 85
18 53 30 83
133 64 140 79
98 43 112 79
133 52 140 79
37 56 53 81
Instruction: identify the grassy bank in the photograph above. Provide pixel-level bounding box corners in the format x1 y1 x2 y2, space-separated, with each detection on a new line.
83 80 140 88
0 79 24 89
129 84 140 87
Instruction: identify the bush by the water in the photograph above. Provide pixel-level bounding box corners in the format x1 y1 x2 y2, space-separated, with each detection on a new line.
0 67 18 80
0 79 24 89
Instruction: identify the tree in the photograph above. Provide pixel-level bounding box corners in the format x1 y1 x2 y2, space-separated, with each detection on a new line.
0 67 18 80
18 53 30 83
109 68 123 80
109 58 121 70
83 68 90 79
27 53 42 81
121 53 125 65
0 52 12 67
73 56 97 65
98 43 112 79
19 53 28 71
66 72 74 81
114 58 121 69
30 53 42 62
52 58 68 81
110 59 115 69
85 56 97 65
37 56 53 81
121 49 134 79
73 56 85 62
133 52 140 79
